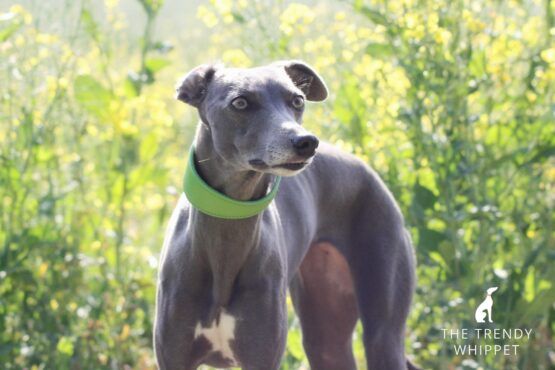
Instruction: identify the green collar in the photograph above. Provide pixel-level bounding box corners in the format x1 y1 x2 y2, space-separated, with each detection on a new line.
183 148 281 219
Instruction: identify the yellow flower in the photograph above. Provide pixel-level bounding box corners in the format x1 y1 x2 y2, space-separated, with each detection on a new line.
38 47 49 59
357 27 374 40
91 241 102 251
541 47 555 64
35 33 54 44
104 0 119 9
197 5 218 28
279 3 315 36
427 13 439 33
119 324 130 340
23 12 32 24
404 13 419 29
23 57 39 71
222 49 251 67
146 193 164 210
335 11 346 21
38 262 48 277
521 16 542 46
14 35 25 47
9 4 25 14
116 120 138 136
223 13 234 24
433 28 451 45
342 50 354 62
463 10 485 33
9 4 32 23
98 354 108 365
211 0 233 14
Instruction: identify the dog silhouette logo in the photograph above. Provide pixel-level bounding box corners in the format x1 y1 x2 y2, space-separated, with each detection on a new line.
475 287 498 323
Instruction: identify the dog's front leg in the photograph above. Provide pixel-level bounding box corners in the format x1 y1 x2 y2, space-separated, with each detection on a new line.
154 283 200 370
487 305 493 323
231 278 288 370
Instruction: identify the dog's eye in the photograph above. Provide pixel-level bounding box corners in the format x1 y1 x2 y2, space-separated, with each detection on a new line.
291 95 305 109
231 97 248 110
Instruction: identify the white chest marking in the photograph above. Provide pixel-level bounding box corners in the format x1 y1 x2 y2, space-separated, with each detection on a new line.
194 310 237 364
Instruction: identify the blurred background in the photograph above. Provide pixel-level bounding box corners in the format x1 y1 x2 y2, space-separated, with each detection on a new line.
0 0 553 369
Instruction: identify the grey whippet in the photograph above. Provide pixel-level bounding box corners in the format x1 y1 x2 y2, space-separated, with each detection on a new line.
154 60 419 370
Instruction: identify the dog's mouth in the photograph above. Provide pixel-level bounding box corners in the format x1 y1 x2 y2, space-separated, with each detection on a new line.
248 158 310 172
272 162 308 171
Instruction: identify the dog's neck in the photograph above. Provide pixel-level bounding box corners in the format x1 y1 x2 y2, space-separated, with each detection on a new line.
188 124 276 315
193 124 275 202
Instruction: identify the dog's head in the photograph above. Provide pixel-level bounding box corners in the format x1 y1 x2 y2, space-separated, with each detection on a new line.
486 287 498 295
176 60 327 176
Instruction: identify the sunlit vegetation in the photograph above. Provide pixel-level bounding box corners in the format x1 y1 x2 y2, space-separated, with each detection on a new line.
0 0 553 369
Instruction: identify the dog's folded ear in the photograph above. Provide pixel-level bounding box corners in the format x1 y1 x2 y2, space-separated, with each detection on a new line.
274 60 328 102
175 64 218 107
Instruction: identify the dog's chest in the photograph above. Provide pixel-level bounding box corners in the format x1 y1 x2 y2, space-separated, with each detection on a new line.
194 309 238 366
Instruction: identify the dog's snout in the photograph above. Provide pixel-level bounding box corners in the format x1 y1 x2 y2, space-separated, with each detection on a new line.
291 135 319 157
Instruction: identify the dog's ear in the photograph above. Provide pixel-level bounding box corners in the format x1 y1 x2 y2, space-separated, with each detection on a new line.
275 60 328 101
175 64 218 107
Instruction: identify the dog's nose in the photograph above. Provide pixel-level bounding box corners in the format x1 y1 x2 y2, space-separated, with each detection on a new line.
291 135 319 157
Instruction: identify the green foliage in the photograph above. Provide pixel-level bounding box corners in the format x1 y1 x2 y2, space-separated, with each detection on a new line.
0 0 553 369
74 75 113 118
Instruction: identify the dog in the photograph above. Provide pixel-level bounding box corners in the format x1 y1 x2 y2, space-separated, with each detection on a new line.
475 287 498 323
154 60 419 370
